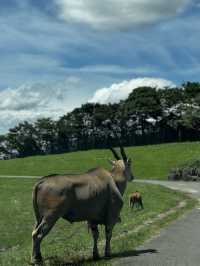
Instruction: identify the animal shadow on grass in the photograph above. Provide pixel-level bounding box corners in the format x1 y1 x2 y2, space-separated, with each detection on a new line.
44 249 157 265
111 248 158 259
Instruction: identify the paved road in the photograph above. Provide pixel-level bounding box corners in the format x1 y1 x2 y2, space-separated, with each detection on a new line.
137 179 200 197
114 180 200 266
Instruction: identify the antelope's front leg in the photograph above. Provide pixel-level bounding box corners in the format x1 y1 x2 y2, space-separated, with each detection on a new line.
91 224 100 260
105 225 114 258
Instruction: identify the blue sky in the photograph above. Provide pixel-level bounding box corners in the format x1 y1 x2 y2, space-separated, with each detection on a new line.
0 0 199 133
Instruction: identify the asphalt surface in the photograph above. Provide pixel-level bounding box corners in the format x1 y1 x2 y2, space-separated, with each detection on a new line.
114 180 200 266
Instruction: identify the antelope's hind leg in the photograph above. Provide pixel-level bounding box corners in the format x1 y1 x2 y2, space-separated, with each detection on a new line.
139 197 144 209
104 186 123 258
31 215 59 265
90 223 100 260
104 224 114 258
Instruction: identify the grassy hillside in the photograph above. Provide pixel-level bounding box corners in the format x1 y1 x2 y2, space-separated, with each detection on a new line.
0 142 200 180
0 178 196 266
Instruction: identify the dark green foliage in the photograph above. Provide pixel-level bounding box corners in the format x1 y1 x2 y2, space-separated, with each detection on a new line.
7 121 40 157
125 86 162 118
158 87 185 108
1 82 200 158
183 82 200 99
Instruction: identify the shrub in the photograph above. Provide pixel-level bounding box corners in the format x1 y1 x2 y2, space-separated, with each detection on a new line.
168 160 200 181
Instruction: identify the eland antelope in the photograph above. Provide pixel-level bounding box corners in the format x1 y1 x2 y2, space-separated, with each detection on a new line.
31 145 134 264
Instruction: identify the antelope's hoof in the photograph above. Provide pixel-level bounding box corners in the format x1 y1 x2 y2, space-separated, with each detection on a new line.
31 255 43 266
104 252 111 259
93 253 100 261
33 263 43 266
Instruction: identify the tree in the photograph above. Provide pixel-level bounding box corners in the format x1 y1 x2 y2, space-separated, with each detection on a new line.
125 87 162 117
34 118 58 154
7 121 40 157
158 87 185 109
183 82 200 99
124 87 162 139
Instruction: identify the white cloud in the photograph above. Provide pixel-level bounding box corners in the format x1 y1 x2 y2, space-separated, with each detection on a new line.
55 0 190 30
72 64 157 75
0 78 85 134
89 77 176 104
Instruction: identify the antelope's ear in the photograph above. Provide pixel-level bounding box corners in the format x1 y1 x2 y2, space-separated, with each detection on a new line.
108 159 116 166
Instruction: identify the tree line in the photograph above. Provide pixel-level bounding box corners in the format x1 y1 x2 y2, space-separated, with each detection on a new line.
0 81 200 159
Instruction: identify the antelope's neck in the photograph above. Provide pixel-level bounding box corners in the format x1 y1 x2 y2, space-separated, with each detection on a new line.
111 169 127 196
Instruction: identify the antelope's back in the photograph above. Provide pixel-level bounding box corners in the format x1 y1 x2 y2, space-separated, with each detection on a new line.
34 169 115 223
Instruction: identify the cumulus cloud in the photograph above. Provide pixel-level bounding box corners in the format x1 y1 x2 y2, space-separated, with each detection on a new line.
55 0 190 30
0 77 84 134
89 77 175 104
0 84 64 112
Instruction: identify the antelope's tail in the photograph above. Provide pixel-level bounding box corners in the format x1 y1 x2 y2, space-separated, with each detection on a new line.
32 182 42 226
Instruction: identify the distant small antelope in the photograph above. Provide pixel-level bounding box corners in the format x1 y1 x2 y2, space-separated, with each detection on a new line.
129 191 144 210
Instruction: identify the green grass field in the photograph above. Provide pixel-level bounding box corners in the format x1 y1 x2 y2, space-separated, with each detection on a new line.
0 142 200 179
0 178 196 266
